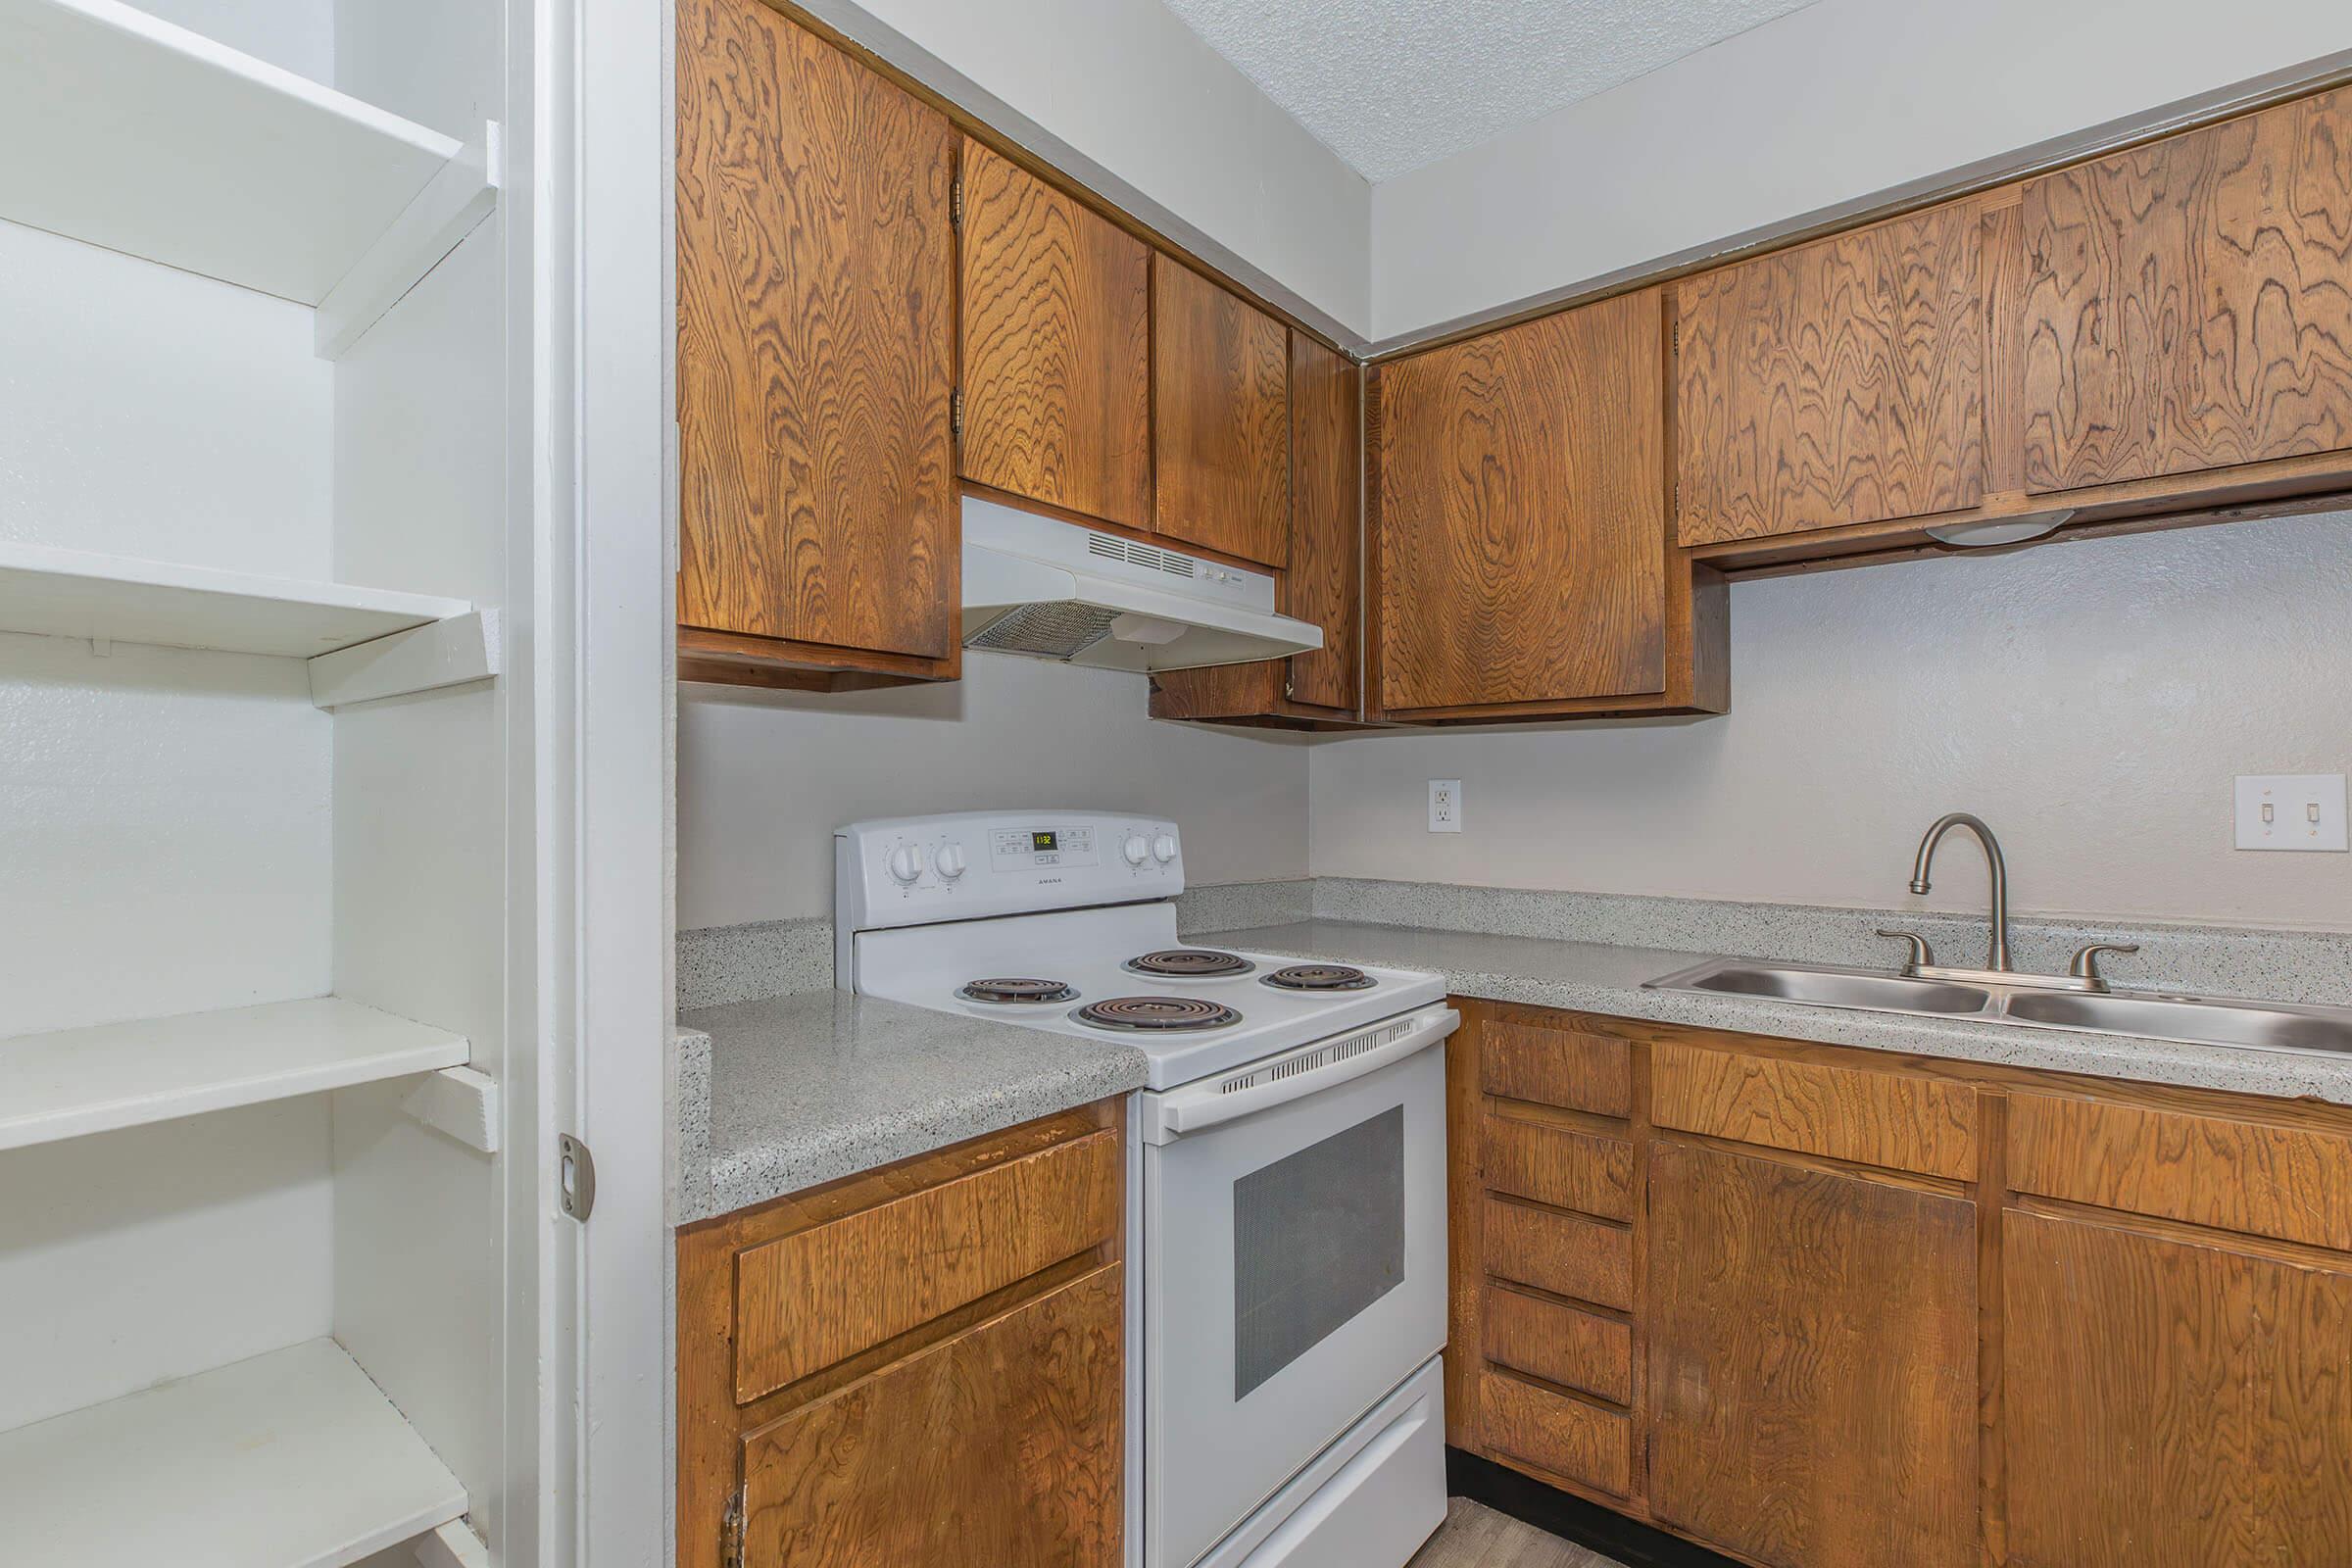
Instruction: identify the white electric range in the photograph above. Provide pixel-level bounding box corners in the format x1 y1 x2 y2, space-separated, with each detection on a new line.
837 810 1456 1568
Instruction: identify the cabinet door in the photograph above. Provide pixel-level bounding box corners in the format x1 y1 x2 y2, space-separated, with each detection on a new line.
1152 257 1290 566
1378 290 1668 711
958 139 1152 530
676 0 957 665
1676 204 1986 545
741 1263 1123 1566
1647 1139 1978 1568
2005 1209 2352 1566
2019 89 2352 493
1282 334 1361 710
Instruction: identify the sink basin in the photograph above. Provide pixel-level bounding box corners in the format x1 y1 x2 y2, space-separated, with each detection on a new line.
1648 959 1992 1015
2002 991 2352 1055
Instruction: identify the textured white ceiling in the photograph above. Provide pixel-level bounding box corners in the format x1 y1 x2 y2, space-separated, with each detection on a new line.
1159 0 1824 181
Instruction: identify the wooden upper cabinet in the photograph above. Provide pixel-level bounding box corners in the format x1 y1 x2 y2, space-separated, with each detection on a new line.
2004 1208 2352 1566
1377 289 1673 712
675 0 957 684
1282 334 1361 710
1675 202 1987 546
2019 88 2352 494
957 138 1152 530
1646 1139 1980 1568
1152 257 1291 567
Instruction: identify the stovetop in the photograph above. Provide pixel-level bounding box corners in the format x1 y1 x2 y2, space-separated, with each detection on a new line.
849 904 1448 1090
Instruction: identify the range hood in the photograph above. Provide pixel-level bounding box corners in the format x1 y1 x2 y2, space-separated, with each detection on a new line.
960 495 1322 672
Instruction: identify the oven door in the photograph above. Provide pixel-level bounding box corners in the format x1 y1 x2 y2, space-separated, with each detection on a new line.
1142 1004 1454 1568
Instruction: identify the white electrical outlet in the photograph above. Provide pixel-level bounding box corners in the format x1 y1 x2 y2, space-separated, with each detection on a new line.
1428 779 1462 834
2234 774 2348 852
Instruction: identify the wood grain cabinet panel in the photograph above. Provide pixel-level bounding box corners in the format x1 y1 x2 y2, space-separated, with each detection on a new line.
740 1262 1124 1568
1647 1139 1979 1568
1650 1040 1978 1178
1376 290 1672 712
1480 1370 1633 1498
2019 89 2352 494
1479 1014 1633 1119
2009 1091 2352 1251
1484 1196 1633 1312
2004 1209 2352 1566
957 138 1152 530
732 1128 1119 1401
1676 203 1987 544
675 0 958 680
1152 256 1290 566
1483 1285 1632 1406
1481 1111 1634 1221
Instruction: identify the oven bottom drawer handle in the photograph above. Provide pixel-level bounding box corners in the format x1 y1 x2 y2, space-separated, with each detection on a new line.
1150 1004 1460 1141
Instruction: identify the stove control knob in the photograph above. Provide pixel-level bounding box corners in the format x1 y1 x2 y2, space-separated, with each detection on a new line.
1152 833 1178 863
1122 833 1152 866
888 845 926 884
935 844 967 880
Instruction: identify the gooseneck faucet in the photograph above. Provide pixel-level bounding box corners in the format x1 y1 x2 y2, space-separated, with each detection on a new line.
1908 812 2010 972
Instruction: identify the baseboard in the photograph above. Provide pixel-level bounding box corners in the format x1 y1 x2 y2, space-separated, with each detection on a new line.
1445 1449 1740 1568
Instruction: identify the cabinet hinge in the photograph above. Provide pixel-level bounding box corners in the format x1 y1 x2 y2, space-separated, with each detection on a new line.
722 1487 745 1568
951 388 964 443
951 175 962 231
558 1133 596 1222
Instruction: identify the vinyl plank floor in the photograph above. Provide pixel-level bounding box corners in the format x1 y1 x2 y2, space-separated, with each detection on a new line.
1409 1497 1629 1568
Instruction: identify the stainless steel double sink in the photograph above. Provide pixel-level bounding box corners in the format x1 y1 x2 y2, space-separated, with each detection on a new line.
1644 956 2352 1058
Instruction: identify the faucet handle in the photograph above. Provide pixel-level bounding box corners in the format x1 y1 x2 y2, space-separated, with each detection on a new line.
1877 930 1936 975
2069 943 2140 990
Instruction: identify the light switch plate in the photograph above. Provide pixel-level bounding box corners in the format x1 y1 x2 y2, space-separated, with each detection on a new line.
1428 779 1462 834
2234 774 2347 852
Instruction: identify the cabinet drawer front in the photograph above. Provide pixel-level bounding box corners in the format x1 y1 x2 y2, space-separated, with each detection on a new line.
734 1129 1120 1401
1480 1370 1632 1497
1483 1286 1631 1406
1483 1196 1632 1311
2011 1093 2352 1251
1482 1111 1634 1220
1651 1041 1977 1178
1481 1014 1632 1118
742 1262 1124 1566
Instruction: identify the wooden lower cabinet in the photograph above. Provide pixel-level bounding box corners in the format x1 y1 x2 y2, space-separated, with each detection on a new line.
1445 1003 2352 1568
1646 1139 1979 1568
678 1102 1124 1568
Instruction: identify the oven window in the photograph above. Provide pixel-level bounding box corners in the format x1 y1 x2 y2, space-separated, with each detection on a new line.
1232 1105 1406 1399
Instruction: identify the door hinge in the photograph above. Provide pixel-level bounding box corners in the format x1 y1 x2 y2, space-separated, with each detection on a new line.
951 388 964 443
558 1133 596 1222
722 1486 746 1568
951 175 962 230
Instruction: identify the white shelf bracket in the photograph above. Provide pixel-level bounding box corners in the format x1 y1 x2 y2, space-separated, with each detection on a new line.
414 1519 492 1568
309 608 502 710
402 1066 501 1155
316 120 503 360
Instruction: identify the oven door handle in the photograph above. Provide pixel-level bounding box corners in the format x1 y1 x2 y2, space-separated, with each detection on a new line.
1149 1004 1459 1141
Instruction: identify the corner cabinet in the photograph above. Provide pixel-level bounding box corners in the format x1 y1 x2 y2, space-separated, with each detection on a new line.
678 1103 1126 1568
1446 1004 2352 1568
1372 289 1728 722
675 0 960 691
1151 333 1366 727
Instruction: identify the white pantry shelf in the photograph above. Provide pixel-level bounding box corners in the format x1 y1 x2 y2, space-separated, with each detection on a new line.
0 539 474 659
0 0 499 325
0 996 470 1152
0 1338 467 1568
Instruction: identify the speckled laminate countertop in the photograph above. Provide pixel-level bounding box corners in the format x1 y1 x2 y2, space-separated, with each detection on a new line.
1195 918 2352 1108
672 991 1148 1223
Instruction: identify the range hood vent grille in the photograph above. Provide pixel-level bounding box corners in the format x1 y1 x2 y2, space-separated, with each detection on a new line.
965 600 1117 661
1087 532 1196 579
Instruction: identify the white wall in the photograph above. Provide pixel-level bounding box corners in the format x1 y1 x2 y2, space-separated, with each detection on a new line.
1310 514 2352 930
806 0 1370 340
1369 0 2352 342
677 654 1310 928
